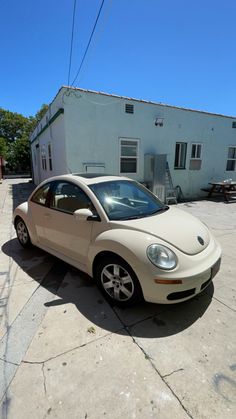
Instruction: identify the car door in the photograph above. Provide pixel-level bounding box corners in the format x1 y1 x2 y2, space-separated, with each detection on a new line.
42 180 95 269
29 181 53 245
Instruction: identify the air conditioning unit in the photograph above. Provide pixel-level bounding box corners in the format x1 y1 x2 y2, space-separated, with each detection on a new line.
153 184 165 202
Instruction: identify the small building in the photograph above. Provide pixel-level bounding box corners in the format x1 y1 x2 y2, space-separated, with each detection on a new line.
30 86 236 200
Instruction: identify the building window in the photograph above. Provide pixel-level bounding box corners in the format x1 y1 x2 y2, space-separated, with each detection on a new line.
125 103 134 114
120 139 138 174
189 143 202 170
232 121 236 128
48 144 52 171
226 146 236 171
41 146 47 170
174 142 187 169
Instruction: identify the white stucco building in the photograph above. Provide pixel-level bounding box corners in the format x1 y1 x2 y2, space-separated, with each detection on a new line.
30 86 236 200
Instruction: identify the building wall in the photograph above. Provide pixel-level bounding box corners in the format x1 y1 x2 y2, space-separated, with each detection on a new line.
63 88 236 199
30 87 236 199
30 90 67 184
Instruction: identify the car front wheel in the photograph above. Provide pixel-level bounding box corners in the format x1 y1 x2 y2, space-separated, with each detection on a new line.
15 218 32 248
95 256 143 307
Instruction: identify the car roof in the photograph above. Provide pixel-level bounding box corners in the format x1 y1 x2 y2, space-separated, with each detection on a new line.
40 173 131 186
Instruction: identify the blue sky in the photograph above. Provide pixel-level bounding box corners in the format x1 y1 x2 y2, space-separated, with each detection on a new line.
1 0 236 117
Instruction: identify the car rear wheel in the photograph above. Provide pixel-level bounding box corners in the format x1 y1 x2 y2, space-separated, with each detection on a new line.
95 256 143 307
15 218 32 248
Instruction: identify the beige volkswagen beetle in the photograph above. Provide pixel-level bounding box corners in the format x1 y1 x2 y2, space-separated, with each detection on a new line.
14 174 221 306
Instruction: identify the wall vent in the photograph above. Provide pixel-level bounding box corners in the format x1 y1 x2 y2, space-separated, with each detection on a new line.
125 103 134 114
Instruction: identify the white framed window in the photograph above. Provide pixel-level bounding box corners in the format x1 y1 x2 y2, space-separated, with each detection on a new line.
191 143 202 159
189 143 202 170
41 145 47 170
226 146 236 171
120 138 139 174
174 142 187 169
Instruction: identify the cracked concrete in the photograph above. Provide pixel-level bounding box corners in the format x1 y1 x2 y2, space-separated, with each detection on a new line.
7 333 192 419
162 369 185 379
0 178 236 418
41 363 47 395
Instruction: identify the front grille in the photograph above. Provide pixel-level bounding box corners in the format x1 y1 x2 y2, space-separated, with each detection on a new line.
167 288 196 301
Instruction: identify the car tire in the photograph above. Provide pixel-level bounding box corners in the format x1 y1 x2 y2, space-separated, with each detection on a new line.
15 218 32 248
95 255 143 307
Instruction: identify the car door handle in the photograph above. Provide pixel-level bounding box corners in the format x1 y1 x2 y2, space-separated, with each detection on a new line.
44 213 51 218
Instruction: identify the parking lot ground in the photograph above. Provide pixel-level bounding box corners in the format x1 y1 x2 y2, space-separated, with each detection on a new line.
0 179 236 419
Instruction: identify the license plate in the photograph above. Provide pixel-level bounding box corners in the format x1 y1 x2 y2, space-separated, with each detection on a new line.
211 258 221 279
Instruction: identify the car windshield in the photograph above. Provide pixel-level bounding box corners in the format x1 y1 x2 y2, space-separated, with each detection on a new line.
89 180 166 220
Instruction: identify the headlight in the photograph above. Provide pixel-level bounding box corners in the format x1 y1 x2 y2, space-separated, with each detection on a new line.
147 244 177 270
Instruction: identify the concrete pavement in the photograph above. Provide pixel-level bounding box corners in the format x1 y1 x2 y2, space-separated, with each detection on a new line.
0 178 235 418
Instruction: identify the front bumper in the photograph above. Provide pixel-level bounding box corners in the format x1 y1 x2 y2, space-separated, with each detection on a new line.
165 257 221 302
135 238 222 304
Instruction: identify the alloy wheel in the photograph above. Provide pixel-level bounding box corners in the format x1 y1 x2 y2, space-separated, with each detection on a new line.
16 220 29 245
101 263 134 302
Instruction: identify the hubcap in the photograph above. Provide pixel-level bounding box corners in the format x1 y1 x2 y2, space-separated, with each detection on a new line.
16 221 28 244
101 263 134 302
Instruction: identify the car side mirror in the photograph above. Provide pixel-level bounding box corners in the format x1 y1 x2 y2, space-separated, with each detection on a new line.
74 208 100 221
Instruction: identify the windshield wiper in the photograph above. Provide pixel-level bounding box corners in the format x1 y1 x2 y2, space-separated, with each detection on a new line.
147 206 169 215
116 206 169 221
120 215 143 220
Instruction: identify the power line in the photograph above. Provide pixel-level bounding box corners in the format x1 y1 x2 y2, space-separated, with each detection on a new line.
71 0 105 86
67 0 77 86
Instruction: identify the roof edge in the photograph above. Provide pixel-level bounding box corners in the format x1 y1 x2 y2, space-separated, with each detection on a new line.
61 85 236 119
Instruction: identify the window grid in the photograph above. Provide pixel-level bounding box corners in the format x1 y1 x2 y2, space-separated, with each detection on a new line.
120 139 138 174
191 143 202 160
41 146 47 170
226 146 236 171
174 142 187 169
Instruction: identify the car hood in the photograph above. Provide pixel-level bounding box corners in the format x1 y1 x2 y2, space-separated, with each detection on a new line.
111 206 210 255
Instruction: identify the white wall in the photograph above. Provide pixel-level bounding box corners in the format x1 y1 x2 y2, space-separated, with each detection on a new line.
63 88 236 198
31 87 236 198
30 89 67 184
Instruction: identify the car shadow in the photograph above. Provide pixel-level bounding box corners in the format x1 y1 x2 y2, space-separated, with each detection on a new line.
2 238 214 339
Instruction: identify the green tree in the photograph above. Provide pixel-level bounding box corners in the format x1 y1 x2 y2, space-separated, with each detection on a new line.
7 136 31 172
0 108 32 142
0 104 48 173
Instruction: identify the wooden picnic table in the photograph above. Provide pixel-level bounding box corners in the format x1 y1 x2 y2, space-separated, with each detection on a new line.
208 181 236 201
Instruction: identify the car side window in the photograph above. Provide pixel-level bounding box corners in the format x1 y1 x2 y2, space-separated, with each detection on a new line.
31 183 51 206
50 181 95 214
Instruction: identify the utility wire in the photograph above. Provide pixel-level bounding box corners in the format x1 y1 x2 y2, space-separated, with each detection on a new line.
72 0 113 86
71 0 105 86
67 0 77 86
